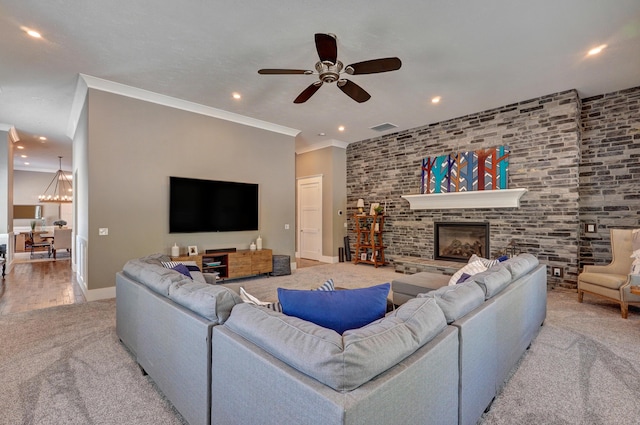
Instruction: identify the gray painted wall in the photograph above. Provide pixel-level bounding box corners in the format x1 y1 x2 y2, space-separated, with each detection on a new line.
0 129 11 234
296 146 347 258
82 89 296 291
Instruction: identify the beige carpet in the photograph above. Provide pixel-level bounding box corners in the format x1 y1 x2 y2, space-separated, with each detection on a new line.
220 262 400 303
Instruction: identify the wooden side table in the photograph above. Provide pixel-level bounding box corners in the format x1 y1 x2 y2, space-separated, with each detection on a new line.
630 286 640 296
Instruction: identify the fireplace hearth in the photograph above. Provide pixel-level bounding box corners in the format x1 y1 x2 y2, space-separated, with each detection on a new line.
434 222 489 262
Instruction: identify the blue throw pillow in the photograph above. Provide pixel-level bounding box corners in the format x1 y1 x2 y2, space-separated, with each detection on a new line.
277 283 390 334
456 272 472 284
171 263 192 279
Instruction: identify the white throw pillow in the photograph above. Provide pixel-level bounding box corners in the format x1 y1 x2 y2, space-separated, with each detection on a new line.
630 249 640 276
448 260 488 286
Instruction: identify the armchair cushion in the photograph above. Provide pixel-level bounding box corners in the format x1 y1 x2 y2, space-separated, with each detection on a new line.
578 272 628 290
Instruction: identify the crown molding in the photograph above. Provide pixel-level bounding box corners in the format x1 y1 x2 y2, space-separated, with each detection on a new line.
67 74 300 140
296 139 350 155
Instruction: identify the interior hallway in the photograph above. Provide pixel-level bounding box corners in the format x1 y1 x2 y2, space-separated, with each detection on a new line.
0 259 86 316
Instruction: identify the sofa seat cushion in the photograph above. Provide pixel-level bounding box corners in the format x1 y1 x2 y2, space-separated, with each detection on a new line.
223 297 447 392
277 283 389 334
123 257 188 296
579 272 628 290
419 281 485 323
167 282 243 323
392 272 451 297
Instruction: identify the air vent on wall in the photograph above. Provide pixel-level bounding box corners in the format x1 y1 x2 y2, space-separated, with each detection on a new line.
370 122 398 132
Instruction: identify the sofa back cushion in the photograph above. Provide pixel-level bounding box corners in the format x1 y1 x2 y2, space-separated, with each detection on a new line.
277 283 390 334
167 282 242 323
223 297 447 391
123 255 187 296
469 266 513 300
502 254 540 280
419 281 485 323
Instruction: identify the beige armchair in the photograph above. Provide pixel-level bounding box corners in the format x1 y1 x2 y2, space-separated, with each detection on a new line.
52 228 72 260
578 228 640 318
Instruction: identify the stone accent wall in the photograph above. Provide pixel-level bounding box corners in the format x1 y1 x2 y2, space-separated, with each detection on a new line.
347 90 582 289
579 86 640 266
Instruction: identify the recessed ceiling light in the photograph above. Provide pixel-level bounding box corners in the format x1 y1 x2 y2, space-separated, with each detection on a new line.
21 155 27 158
338 126 345 132
588 44 607 56
24 162 30 165
432 96 441 104
39 136 47 141
318 132 326 136
21 26 42 39
16 145 24 150
232 92 241 100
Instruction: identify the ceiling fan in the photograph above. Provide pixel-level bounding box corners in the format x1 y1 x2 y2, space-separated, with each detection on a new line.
258 33 402 104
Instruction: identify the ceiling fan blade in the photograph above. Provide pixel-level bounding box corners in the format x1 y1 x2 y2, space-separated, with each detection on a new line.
337 79 371 103
315 33 337 64
294 82 323 103
345 57 402 75
258 69 312 75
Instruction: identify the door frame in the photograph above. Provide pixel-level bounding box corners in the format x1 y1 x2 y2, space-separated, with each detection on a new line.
296 175 323 261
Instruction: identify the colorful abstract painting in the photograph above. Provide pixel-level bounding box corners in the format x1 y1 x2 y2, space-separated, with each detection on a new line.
421 146 509 194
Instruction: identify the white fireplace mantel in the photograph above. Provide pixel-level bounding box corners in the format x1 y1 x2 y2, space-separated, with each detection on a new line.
401 188 528 210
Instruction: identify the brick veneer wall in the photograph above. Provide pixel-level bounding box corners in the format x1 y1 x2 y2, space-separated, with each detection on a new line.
579 86 640 267
347 90 582 289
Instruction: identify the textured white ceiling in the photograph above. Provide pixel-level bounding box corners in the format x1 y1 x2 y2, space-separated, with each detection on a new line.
1 0 639 172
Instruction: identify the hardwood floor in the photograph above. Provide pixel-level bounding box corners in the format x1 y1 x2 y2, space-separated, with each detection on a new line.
0 259 86 316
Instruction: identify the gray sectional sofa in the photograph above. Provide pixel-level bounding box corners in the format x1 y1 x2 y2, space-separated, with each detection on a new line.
115 253 546 425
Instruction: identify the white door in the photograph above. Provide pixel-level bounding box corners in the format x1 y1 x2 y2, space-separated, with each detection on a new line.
297 176 322 261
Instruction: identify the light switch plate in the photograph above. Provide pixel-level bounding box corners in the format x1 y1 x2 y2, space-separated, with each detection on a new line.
99 228 109 236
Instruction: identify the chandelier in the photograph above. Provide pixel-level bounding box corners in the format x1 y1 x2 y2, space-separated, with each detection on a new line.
38 156 73 203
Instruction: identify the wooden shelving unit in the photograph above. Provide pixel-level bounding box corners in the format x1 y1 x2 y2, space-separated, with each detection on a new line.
172 249 272 281
353 213 387 267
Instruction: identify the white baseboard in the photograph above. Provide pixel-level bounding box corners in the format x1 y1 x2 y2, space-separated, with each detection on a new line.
78 279 116 301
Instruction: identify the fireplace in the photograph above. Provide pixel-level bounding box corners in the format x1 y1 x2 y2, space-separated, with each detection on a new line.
434 222 489 263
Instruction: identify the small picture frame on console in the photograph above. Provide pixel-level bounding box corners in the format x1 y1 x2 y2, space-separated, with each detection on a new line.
188 245 199 256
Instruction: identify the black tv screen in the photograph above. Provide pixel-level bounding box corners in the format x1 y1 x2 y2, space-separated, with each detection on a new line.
169 176 259 233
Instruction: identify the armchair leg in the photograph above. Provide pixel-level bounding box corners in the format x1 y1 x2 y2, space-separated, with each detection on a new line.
577 290 584 303
621 302 628 319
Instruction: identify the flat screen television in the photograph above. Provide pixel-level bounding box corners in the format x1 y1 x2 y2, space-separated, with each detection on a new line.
169 176 259 233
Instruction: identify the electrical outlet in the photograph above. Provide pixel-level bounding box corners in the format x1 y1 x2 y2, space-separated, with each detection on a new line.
284 224 290 230
98 228 109 236
552 267 563 277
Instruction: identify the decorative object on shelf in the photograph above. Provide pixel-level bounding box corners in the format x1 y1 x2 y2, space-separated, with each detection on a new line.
250 241 257 251
356 198 365 214
256 235 263 250
171 243 180 257
30 220 37 231
38 156 73 203
188 245 198 256
507 240 519 258
53 220 67 228
421 146 509 194
369 202 380 216
374 204 384 215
